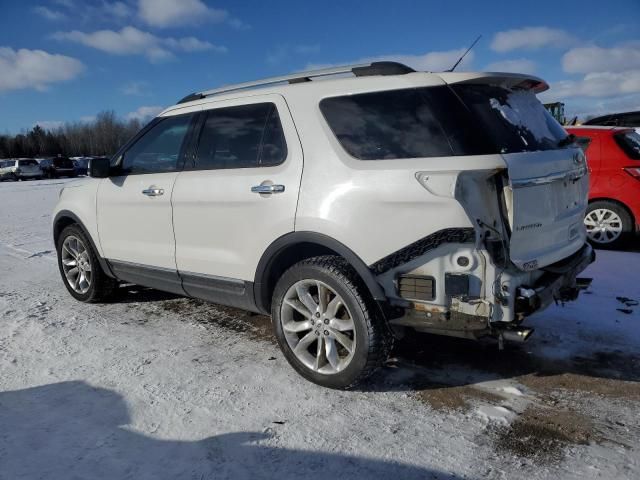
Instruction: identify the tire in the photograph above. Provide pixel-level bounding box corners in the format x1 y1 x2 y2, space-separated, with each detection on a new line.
56 224 117 302
271 255 392 389
584 200 633 249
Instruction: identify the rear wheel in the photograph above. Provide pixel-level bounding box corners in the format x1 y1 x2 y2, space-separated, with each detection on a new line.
271 256 392 389
56 224 117 302
584 200 633 249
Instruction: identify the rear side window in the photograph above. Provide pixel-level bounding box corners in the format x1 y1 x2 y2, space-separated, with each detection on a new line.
321 88 458 160
614 131 640 160
193 102 287 170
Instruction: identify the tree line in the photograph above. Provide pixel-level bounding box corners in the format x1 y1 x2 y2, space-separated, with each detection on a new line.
0 111 144 159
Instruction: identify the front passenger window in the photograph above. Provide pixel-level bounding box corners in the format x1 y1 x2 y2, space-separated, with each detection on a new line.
122 114 193 175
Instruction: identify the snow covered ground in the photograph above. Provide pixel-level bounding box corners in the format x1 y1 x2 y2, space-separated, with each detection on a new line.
0 178 639 480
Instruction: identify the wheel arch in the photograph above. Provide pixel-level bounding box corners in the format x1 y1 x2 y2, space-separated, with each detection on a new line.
53 210 116 278
253 232 387 314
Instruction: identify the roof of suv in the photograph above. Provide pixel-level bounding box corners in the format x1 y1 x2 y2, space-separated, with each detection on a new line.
161 61 548 116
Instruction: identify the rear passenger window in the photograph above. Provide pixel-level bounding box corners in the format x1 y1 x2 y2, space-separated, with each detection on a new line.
320 88 457 160
194 103 287 170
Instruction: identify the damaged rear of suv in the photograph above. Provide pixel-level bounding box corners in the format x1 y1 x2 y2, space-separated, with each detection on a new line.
53 62 593 389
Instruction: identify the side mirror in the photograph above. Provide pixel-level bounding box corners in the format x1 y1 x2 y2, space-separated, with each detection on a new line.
88 157 111 178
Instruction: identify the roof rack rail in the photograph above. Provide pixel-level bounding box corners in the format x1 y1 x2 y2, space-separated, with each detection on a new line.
177 61 415 104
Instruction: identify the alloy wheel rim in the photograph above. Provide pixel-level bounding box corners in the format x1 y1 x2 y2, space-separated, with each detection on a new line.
280 279 356 375
584 208 623 244
61 235 92 294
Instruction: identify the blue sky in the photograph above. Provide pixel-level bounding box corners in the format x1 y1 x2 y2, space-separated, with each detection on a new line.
0 0 639 133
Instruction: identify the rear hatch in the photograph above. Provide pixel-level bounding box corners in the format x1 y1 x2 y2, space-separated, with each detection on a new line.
448 79 588 270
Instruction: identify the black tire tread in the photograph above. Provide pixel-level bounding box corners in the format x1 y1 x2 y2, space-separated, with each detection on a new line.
273 255 393 389
57 224 117 302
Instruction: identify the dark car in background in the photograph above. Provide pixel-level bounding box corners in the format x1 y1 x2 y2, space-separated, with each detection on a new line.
39 157 76 179
71 157 90 176
583 111 640 132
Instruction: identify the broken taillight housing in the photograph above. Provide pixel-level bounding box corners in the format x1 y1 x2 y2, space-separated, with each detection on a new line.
624 167 640 180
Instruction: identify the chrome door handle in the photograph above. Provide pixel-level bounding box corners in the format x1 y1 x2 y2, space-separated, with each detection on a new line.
142 187 164 196
251 184 285 194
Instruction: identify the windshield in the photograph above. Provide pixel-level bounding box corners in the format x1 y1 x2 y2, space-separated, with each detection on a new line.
614 130 640 160
451 85 569 153
18 159 38 166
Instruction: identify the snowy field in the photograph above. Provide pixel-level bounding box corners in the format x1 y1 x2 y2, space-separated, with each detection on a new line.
0 178 639 480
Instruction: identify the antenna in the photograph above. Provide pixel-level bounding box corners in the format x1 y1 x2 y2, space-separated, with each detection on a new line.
447 35 482 72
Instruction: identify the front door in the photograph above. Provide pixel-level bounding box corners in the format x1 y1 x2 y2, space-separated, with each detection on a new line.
96 112 196 290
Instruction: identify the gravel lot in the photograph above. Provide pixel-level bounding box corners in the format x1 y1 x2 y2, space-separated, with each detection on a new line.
0 178 639 479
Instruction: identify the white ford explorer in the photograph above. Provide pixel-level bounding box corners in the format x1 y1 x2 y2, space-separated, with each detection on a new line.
53 62 594 388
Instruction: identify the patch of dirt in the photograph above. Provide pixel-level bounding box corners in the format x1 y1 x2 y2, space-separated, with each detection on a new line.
413 379 503 412
518 371 640 401
494 406 595 463
158 298 275 343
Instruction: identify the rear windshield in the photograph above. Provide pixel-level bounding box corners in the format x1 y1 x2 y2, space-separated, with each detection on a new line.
18 159 38 166
450 85 568 154
54 158 73 167
320 85 569 160
614 131 640 160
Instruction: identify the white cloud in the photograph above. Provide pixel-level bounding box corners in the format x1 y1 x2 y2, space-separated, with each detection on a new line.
491 27 576 52
138 0 227 28
485 58 536 74
126 105 164 121
0 47 84 92
33 6 67 21
165 37 227 53
307 48 474 72
53 26 226 62
120 81 149 96
33 120 64 130
543 70 640 100
562 44 640 74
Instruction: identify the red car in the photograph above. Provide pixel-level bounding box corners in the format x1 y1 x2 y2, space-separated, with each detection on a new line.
567 126 640 248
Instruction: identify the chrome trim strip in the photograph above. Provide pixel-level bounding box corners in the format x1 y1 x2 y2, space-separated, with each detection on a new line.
511 166 587 188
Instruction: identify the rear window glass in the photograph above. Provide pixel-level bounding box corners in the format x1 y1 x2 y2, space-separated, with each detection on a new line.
18 159 38 166
614 131 640 160
320 85 568 160
53 158 74 167
451 85 568 153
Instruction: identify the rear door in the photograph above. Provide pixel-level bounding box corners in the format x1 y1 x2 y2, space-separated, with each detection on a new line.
171 94 303 304
452 84 589 269
96 112 196 289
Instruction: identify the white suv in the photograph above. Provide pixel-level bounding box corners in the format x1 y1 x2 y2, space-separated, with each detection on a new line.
0 158 42 181
53 62 594 388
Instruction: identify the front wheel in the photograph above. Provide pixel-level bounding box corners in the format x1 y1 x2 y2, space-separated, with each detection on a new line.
56 224 117 302
271 256 392 389
584 201 633 249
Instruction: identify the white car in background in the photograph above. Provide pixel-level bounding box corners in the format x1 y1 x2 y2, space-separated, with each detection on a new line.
0 158 42 181
53 62 594 388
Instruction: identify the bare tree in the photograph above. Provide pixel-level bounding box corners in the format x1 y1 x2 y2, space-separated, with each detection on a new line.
0 111 145 158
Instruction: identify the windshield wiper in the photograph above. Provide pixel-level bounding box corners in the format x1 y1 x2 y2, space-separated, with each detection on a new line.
558 133 576 148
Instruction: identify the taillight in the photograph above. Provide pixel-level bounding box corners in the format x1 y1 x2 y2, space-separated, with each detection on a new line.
624 167 640 180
